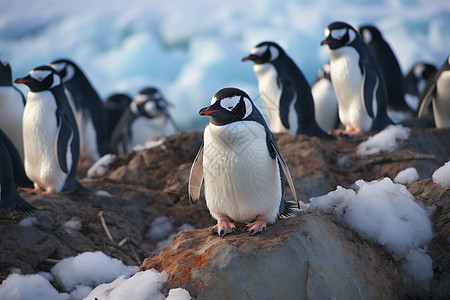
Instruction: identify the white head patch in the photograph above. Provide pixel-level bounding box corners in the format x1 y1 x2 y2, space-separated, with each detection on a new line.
30 69 52 82
220 96 252 119
331 28 347 40
361 29 373 43
144 101 157 115
0 57 8 67
250 45 267 56
50 74 61 88
414 64 425 78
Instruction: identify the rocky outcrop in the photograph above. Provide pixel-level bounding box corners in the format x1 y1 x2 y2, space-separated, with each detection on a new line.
0 128 448 298
139 213 401 299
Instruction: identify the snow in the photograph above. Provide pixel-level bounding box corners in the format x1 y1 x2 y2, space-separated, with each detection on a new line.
50 251 138 292
309 177 434 291
394 167 419 184
86 153 117 178
18 216 37 227
132 137 166 152
0 252 190 300
432 159 450 188
146 216 174 240
1 0 448 131
357 125 411 156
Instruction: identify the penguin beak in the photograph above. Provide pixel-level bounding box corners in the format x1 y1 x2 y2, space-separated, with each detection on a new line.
14 76 31 84
242 54 256 62
199 106 220 116
320 38 331 46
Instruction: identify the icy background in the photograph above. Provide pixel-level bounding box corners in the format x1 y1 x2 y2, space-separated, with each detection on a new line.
1 0 449 130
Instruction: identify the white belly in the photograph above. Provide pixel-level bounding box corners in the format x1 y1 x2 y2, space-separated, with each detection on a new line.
434 71 450 128
253 64 289 134
203 121 281 224
23 91 67 193
329 47 373 132
312 78 339 132
0 87 25 161
131 117 177 147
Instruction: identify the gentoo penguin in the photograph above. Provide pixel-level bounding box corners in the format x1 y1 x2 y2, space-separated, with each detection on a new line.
358 25 412 118
404 62 437 112
0 129 33 188
311 63 340 132
188 87 299 236
242 41 333 139
418 56 450 128
50 59 112 164
0 129 36 214
321 21 393 137
0 57 25 161
15 65 85 193
110 87 177 155
104 93 132 140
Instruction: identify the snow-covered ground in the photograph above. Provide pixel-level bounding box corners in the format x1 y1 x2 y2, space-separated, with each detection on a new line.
1 0 449 130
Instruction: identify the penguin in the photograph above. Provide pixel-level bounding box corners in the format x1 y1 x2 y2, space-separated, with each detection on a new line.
321 21 393 137
358 25 413 119
404 62 437 112
188 87 299 237
110 87 177 155
15 65 85 193
50 59 112 164
0 129 36 215
418 56 450 128
104 93 132 140
242 41 333 139
311 63 340 132
0 129 33 188
0 57 26 161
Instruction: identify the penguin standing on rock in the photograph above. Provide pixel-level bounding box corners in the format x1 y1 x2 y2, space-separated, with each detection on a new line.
15 65 85 193
0 57 26 161
50 59 112 164
358 25 412 118
242 41 333 139
418 56 450 128
0 129 36 214
321 21 393 137
110 87 177 155
189 87 299 237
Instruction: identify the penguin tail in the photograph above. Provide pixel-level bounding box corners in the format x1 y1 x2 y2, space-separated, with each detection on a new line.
277 200 302 220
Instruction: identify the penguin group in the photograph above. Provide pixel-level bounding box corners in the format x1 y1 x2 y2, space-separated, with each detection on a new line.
0 57 178 215
1 18 448 239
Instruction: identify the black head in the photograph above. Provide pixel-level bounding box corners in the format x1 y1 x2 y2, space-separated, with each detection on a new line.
15 65 62 92
130 87 170 119
321 21 360 50
0 57 13 86
199 88 255 126
50 58 79 82
358 25 383 44
242 41 286 64
105 93 132 110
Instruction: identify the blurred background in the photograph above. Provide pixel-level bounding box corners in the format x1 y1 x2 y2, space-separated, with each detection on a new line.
1 0 449 130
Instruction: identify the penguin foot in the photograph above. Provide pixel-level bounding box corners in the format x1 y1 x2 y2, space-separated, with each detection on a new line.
244 215 267 236
21 186 47 194
212 215 236 237
333 128 365 138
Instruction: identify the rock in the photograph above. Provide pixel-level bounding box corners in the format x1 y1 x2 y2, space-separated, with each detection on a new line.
0 127 448 298
139 213 401 299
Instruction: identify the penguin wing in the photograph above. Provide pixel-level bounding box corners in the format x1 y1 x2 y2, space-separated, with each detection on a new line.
360 63 379 119
55 111 74 174
277 76 296 129
269 141 299 208
417 79 437 118
188 143 204 204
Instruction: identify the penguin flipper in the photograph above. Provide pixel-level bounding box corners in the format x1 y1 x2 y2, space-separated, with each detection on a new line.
418 80 436 118
270 142 299 208
188 144 204 204
360 63 379 119
55 113 74 174
278 77 296 129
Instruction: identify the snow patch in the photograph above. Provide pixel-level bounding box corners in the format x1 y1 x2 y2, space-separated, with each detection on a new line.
357 125 410 156
87 153 117 178
394 167 419 184
432 159 450 188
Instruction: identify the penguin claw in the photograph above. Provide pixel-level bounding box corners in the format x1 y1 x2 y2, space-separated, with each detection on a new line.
244 215 267 236
212 216 236 237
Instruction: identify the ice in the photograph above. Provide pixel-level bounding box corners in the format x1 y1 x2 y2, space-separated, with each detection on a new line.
394 167 419 184
432 159 450 188
357 125 411 155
